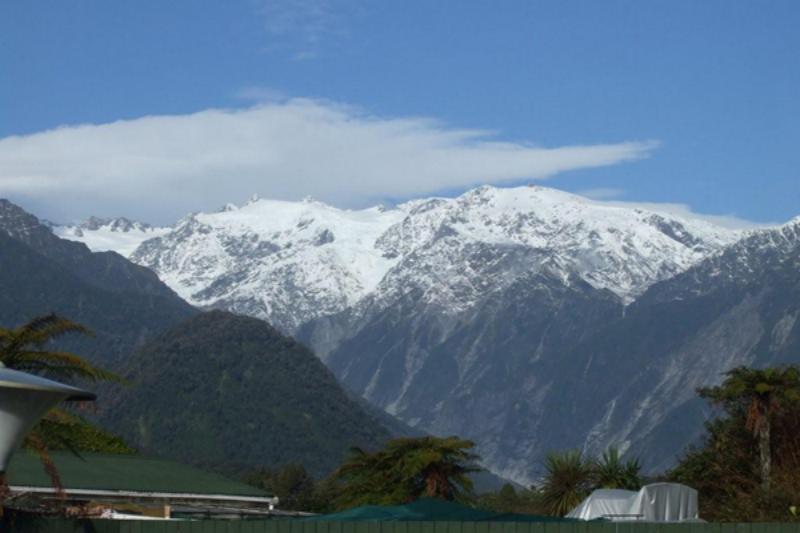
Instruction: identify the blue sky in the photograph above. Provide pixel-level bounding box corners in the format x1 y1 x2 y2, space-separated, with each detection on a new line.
1 1 798 224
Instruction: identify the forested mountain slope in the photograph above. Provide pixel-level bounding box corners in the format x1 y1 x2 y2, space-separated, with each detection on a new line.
98 311 393 477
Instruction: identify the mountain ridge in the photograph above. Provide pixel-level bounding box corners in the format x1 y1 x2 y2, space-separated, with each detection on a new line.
0 199 181 300
56 185 743 334
0 199 197 364
40 188 800 484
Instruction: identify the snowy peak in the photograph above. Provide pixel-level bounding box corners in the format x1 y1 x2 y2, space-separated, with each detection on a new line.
392 186 733 255
374 185 740 307
79 216 153 233
54 216 169 256
129 197 406 331
53 185 745 332
710 216 800 272
644 215 800 302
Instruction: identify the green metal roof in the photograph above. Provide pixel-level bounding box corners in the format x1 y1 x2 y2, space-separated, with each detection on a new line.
7 450 268 498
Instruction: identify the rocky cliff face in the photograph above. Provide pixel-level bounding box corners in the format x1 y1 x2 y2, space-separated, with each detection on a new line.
563 218 800 475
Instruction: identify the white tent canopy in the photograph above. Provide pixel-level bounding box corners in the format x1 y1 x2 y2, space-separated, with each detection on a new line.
567 483 700 522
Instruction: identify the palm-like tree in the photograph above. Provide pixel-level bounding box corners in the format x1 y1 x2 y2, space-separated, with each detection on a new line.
331 446 393 508
0 314 118 382
385 436 479 501
332 436 480 509
0 314 121 496
592 446 642 490
540 449 593 516
699 365 800 491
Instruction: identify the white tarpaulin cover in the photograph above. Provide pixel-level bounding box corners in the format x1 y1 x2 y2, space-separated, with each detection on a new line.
566 483 700 522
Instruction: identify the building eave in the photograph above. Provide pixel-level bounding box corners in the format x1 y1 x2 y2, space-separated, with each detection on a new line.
9 485 278 508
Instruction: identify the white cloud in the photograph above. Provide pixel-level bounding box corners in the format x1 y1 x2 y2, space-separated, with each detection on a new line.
601 200 770 230
572 189 770 229
253 0 355 59
0 99 656 223
576 187 626 200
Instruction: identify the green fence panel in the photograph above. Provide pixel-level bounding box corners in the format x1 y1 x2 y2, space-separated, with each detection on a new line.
309 520 326 533
475 519 493 533
32 520 800 533
779 525 800 533
531 522 550 533
142 520 164 533
396 520 411 533
432 520 450 533
416 520 436 533
330 519 347 533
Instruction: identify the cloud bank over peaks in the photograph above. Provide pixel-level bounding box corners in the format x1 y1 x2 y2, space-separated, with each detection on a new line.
0 98 656 223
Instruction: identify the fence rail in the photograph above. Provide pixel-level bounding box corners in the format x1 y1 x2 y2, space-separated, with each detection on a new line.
29 520 800 533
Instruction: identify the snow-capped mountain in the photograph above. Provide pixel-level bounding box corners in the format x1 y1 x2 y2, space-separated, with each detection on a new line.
131 196 406 332
62 185 741 333
58 185 786 484
55 216 170 257
307 215 799 484
356 185 736 323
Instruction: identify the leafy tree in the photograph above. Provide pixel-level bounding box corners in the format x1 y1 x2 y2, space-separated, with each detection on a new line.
698 366 800 490
492 483 522 513
332 446 390 507
309 476 341 514
670 416 762 520
591 446 642 490
540 449 593 516
245 464 318 511
671 364 800 521
29 410 133 455
331 436 481 509
477 483 546 515
477 483 518 513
